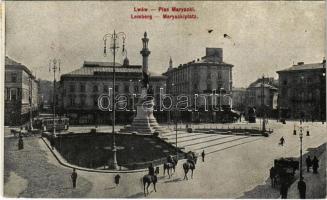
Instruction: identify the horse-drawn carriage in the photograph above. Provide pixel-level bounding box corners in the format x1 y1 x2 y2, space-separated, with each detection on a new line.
270 157 299 187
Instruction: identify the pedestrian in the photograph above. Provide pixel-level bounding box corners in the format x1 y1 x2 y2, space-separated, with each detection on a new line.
280 181 289 199
305 156 312 172
297 177 306 199
279 137 285 146
155 166 160 175
114 174 120 186
18 136 24 150
50 136 55 150
270 166 276 188
201 150 205 162
71 168 77 188
312 156 319 174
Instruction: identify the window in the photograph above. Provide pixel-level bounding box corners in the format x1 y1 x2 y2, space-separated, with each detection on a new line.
69 85 75 92
69 96 75 106
207 83 212 91
134 85 139 93
11 73 17 83
5 88 9 101
218 71 222 79
124 85 129 93
93 95 98 107
10 88 17 101
80 84 86 93
93 85 98 92
103 85 108 93
115 85 119 93
80 96 86 106
156 86 161 93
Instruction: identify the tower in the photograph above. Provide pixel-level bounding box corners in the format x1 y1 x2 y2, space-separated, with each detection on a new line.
169 57 173 70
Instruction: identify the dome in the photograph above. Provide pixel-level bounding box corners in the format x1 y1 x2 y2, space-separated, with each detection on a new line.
123 57 129 66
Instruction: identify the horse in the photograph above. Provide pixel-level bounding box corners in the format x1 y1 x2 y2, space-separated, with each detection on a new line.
142 174 157 196
163 157 178 178
183 159 196 180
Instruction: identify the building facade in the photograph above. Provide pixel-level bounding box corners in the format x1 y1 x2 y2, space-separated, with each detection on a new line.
5 56 40 126
163 48 234 122
232 87 247 113
277 60 326 121
59 58 167 125
246 81 278 118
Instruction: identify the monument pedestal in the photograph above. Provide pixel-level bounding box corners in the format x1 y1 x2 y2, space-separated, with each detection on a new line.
120 94 171 135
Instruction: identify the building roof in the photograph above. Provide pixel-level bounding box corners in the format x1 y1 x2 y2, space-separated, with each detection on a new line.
277 62 325 73
248 83 277 90
62 61 166 80
5 56 35 79
232 87 247 92
5 56 21 66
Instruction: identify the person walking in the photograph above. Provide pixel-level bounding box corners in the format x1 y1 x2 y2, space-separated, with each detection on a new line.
279 137 285 146
18 136 24 150
270 166 276 188
280 181 289 199
50 136 55 150
71 168 77 188
114 174 121 187
297 177 306 199
312 156 319 174
201 150 205 162
305 156 312 172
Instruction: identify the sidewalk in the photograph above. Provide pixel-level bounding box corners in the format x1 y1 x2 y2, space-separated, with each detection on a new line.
288 144 326 199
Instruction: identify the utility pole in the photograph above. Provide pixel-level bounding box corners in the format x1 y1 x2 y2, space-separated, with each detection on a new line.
261 75 266 132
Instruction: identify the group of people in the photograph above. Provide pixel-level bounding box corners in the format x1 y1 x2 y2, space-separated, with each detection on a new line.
306 155 319 174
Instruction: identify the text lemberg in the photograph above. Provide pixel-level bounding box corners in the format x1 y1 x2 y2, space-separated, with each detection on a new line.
131 14 153 20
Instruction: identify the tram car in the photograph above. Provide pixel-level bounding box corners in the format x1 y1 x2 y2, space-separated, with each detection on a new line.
34 116 69 132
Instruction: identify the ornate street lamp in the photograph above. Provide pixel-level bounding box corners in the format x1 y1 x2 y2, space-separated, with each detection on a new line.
49 58 61 136
103 30 126 170
296 124 309 179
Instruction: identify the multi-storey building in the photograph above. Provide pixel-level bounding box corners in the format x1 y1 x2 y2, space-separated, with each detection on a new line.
277 60 326 121
59 58 167 124
232 87 247 113
163 48 234 122
246 77 278 118
5 56 40 126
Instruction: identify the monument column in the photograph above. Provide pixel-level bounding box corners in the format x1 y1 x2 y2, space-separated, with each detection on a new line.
140 32 151 78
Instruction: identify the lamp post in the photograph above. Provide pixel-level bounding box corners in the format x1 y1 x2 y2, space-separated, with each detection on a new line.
299 126 303 179
49 58 61 136
29 77 34 131
300 76 305 124
103 30 126 170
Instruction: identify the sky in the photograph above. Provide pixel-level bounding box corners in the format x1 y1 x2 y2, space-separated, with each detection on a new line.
5 1 325 87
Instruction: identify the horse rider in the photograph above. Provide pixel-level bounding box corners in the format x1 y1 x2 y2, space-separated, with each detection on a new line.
167 155 174 164
148 163 157 182
187 152 196 169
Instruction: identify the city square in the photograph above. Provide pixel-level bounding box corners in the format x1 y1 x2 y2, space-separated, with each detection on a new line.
3 1 326 199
